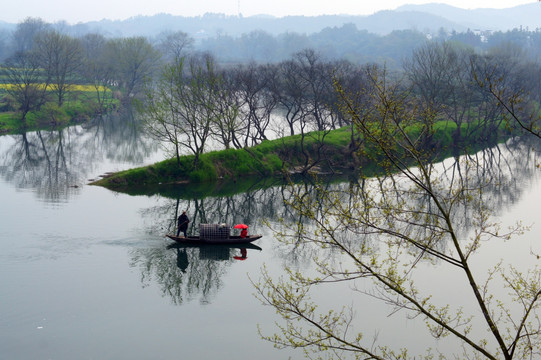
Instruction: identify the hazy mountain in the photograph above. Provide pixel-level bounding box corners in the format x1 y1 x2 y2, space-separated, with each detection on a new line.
396 3 541 31
359 10 465 34
82 11 465 39
0 20 15 32
1 2 539 39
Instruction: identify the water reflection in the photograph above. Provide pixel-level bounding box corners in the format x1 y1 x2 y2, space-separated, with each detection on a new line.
0 108 158 202
296 135 541 268
127 136 541 307
2 113 540 312
129 242 262 305
81 107 155 165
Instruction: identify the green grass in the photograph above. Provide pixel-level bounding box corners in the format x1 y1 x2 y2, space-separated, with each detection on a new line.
0 84 118 134
0 112 20 134
0 96 118 134
94 147 285 188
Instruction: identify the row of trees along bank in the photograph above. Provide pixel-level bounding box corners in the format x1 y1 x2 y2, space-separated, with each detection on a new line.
0 18 168 132
2 16 541 136
139 40 541 175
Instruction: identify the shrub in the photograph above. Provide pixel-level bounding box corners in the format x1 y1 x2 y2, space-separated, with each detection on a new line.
35 103 70 127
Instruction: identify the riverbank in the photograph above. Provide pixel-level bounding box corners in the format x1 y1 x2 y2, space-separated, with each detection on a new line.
91 121 514 191
0 91 118 135
90 128 348 189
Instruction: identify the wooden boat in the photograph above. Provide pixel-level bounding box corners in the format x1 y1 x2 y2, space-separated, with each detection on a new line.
167 241 262 251
166 234 262 245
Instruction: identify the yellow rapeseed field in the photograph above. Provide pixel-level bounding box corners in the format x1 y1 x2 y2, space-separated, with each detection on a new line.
0 84 108 92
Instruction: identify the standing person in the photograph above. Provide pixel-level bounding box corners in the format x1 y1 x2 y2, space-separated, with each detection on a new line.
240 228 248 238
176 211 189 237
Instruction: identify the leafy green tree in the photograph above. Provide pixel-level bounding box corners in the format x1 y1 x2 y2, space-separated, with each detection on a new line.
36 102 69 127
255 65 541 360
106 37 161 100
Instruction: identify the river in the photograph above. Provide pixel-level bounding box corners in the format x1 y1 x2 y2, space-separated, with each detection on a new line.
1 112 541 359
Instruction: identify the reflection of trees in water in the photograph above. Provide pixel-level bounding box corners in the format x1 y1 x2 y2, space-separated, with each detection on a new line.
129 243 257 305
82 107 157 165
130 137 541 306
276 136 541 267
0 107 158 201
139 182 288 238
0 130 80 202
439 137 541 241
133 183 297 305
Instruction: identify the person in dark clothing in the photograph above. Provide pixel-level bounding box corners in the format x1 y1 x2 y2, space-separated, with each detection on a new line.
176 211 189 237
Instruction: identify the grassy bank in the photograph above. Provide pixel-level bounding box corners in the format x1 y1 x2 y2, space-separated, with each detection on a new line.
91 120 514 190
0 88 117 134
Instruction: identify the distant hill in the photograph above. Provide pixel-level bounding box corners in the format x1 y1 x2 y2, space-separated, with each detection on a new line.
1 2 539 39
396 3 541 31
80 11 465 39
76 2 539 39
0 20 15 32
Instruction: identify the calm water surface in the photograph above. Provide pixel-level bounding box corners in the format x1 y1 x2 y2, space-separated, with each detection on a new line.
0 115 291 360
1 115 541 359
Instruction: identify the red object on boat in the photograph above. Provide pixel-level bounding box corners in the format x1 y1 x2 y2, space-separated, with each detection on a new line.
234 224 249 229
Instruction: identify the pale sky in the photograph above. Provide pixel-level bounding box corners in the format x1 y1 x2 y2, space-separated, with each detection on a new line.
1 0 537 24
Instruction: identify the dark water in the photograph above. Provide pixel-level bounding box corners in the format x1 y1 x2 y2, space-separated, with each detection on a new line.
1 114 541 359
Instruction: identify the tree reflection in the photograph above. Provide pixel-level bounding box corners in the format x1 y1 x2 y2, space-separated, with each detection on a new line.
0 107 158 201
129 242 262 306
279 136 541 268
255 135 541 358
0 129 80 201
140 136 540 254
130 136 541 311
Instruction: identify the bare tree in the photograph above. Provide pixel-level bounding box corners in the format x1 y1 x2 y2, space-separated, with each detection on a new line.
230 62 278 147
272 59 307 136
11 17 50 53
180 53 220 168
141 54 220 169
472 44 541 140
211 69 243 150
1 51 50 127
293 49 335 132
155 30 194 63
79 33 115 112
34 30 83 106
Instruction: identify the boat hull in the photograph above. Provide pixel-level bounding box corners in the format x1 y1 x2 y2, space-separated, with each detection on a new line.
166 234 262 245
167 242 262 251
